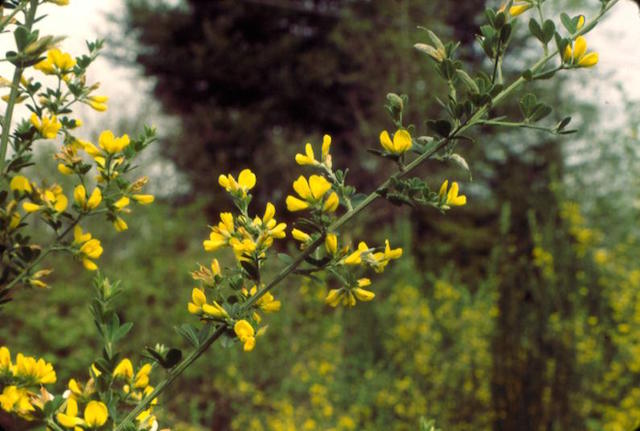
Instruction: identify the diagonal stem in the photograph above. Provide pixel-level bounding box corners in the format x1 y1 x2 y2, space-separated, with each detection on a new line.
112 2 620 428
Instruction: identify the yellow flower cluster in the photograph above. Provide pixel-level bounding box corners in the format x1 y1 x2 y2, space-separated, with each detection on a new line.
205 170 286 262
0 346 57 420
323 239 402 307
34 48 76 76
30 112 62 139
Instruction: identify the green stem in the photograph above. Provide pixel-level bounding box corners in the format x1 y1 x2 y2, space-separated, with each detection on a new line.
113 3 620 429
2 246 54 291
478 120 557 133
0 0 38 174
46 418 65 431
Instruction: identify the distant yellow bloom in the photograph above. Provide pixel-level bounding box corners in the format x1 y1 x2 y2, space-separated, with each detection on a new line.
379 129 411 154
47 0 70 5
234 320 256 352
438 180 467 208
84 401 108 428
30 113 61 139
563 36 599 68
98 130 130 154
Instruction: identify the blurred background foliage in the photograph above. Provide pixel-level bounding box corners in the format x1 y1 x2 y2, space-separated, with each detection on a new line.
2 0 640 430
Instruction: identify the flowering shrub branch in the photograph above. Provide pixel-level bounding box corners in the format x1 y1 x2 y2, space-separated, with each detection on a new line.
0 0 621 429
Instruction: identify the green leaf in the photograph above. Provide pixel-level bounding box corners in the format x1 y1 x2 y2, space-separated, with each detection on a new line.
519 93 537 118
176 324 200 348
530 103 552 122
560 13 576 34
542 20 556 43
529 18 544 42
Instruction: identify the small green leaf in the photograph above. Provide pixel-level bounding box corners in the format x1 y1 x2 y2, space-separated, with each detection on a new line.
529 18 544 42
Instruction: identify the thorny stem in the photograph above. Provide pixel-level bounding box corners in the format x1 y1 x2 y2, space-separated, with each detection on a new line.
112 2 620 428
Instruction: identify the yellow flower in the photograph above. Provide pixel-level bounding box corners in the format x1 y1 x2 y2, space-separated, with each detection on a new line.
10 175 32 193
0 385 34 419
85 95 108 112
508 2 532 17
255 290 281 313
73 185 102 211
47 0 70 5
343 241 370 265
187 288 207 314
218 169 256 196
134 364 152 389
98 130 130 154
286 175 333 212
56 398 83 428
34 48 75 74
113 358 134 379
203 212 235 251
292 228 312 243
438 180 467 208
369 240 403 273
234 320 256 352
576 15 585 30
30 113 62 139
353 278 375 302
13 353 57 384
23 202 41 213
563 36 599 68
323 192 339 212
295 134 333 168
84 400 108 428
58 163 74 175
325 278 374 308
73 226 103 271
325 233 338 255
132 194 154 205
379 129 412 154
0 346 12 373
113 216 128 232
